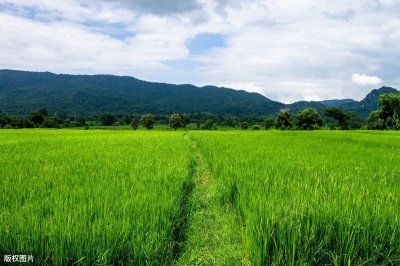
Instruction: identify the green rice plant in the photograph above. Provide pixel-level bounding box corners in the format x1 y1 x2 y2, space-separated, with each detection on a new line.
2 129 399 265
0 129 192 265
189 130 400 265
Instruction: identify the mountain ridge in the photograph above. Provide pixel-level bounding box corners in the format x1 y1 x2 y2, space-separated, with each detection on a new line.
0 69 398 117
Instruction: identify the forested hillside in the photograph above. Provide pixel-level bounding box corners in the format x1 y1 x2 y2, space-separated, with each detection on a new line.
0 70 284 116
0 70 398 117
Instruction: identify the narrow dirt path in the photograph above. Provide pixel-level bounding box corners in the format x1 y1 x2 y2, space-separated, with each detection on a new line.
176 134 249 265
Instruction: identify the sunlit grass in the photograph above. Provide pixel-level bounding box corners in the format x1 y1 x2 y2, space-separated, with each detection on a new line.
0 129 191 265
1 129 399 265
189 130 400 265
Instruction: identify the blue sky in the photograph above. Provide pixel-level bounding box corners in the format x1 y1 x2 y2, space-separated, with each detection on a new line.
0 0 400 102
187 33 225 54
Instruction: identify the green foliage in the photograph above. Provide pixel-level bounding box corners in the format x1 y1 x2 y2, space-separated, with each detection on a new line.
0 70 284 116
185 123 198 130
199 119 215 130
378 93 400 116
28 111 46 125
0 115 34 128
275 111 292 129
251 124 261 130
295 108 323 130
169 114 183 130
75 116 86 127
240 122 249 130
130 116 139 130
123 115 132 125
367 93 400 130
367 110 386 130
100 113 116 126
43 116 60 128
140 114 155 130
340 86 400 117
324 107 350 129
263 116 275 129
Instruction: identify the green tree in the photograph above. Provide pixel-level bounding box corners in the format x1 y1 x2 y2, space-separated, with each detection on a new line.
264 116 275 129
123 115 132 125
367 93 400 130
296 108 323 130
0 115 8 128
367 110 386 130
241 122 249 130
324 107 351 129
377 93 400 129
75 117 86 127
378 93 400 116
252 124 261 130
168 114 183 130
100 113 116 126
130 116 139 130
200 119 214 130
28 112 45 125
275 111 292 130
140 114 155 130
43 116 59 128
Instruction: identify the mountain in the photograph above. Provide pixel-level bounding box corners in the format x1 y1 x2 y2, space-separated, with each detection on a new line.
286 101 326 112
0 70 284 116
320 99 357 107
0 70 398 117
340 86 399 117
281 88 398 117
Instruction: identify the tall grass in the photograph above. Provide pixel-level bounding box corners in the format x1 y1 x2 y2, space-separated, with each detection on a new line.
0 129 192 265
189 130 400 265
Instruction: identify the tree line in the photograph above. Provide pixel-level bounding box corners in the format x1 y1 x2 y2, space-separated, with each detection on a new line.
1 94 399 130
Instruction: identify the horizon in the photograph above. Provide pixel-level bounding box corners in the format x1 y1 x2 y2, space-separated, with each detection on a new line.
1 0 400 102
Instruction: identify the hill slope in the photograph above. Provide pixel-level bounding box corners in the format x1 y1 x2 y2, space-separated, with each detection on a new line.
0 70 398 117
340 86 399 117
0 70 284 116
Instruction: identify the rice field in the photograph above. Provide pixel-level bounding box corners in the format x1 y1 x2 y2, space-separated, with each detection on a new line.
189 131 400 265
1 129 400 265
0 130 192 265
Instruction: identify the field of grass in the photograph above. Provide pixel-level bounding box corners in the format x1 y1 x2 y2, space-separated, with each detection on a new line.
0 130 192 265
1 129 400 265
189 131 400 265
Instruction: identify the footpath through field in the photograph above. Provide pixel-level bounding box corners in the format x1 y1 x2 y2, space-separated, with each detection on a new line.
176 133 249 265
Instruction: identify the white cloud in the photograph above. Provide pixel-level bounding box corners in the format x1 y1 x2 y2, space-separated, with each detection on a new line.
1 0 400 102
352 73 383 86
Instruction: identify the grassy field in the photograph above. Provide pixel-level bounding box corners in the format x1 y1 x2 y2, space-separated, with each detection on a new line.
189 131 400 265
0 130 192 265
1 129 400 265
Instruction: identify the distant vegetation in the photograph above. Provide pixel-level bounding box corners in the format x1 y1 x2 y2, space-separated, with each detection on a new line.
1 70 399 131
0 70 398 119
0 70 283 116
1 93 400 131
367 93 400 130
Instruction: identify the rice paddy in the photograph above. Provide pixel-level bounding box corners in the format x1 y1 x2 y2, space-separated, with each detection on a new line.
189 131 400 265
0 130 192 265
1 129 399 265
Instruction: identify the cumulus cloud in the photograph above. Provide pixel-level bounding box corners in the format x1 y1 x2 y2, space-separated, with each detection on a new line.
1 0 400 102
352 73 383 86
96 0 201 15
